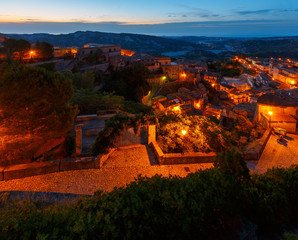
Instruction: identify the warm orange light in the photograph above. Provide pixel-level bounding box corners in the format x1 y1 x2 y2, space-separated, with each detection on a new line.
195 103 201 109
268 111 273 116
231 97 234 100
30 51 34 54
211 83 215 87
182 130 187 136
291 80 295 85
180 72 187 79
173 106 181 112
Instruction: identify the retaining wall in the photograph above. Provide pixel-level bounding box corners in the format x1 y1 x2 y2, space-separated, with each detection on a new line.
243 128 272 161
150 141 216 165
151 128 272 165
0 157 95 181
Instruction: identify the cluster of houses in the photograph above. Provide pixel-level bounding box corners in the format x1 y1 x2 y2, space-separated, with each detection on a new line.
40 43 298 134
1 35 298 134
235 56 298 87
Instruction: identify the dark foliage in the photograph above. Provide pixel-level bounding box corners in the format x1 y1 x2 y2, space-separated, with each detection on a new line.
0 165 297 239
102 63 150 101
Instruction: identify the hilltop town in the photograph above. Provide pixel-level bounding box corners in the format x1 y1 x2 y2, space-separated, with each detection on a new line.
0 31 298 240
0 34 297 162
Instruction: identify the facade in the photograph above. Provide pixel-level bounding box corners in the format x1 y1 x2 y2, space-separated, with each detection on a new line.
204 72 218 84
162 63 179 81
257 89 298 133
77 43 121 59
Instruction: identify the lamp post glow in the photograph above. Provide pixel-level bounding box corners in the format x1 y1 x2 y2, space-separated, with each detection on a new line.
268 111 272 128
182 130 187 136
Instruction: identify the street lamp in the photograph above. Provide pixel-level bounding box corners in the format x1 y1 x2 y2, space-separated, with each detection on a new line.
182 130 187 136
268 111 272 128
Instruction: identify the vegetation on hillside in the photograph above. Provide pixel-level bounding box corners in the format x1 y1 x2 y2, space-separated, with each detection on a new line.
157 114 231 153
0 63 78 165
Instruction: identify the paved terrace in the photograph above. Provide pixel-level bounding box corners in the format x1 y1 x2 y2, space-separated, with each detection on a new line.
247 133 298 173
0 134 297 195
0 145 212 195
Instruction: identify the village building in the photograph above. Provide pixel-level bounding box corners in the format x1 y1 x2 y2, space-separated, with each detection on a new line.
77 43 121 60
162 63 179 81
53 46 78 58
257 89 298 133
204 72 219 84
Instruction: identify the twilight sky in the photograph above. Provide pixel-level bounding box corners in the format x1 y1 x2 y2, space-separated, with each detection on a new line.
0 0 298 36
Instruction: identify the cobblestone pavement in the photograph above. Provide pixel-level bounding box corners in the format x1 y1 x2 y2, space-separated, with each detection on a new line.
1 137 297 195
247 133 298 173
0 145 212 195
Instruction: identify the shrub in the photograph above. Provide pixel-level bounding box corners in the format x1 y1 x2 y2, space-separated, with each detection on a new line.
157 114 231 153
0 165 297 239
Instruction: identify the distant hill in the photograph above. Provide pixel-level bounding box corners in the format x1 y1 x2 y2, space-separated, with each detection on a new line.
169 36 298 59
3 31 195 54
2 31 297 59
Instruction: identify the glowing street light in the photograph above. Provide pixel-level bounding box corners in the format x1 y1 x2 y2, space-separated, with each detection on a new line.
291 80 295 85
173 106 181 113
268 111 272 128
182 130 187 136
180 72 187 80
211 83 215 87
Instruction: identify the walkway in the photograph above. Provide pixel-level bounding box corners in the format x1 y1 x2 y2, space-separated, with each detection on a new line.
247 133 298 173
0 145 212 195
1 136 297 195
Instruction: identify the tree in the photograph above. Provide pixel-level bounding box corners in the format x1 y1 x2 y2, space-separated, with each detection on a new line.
0 63 78 165
213 150 250 180
102 63 150 101
81 70 95 90
35 41 53 59
2 38 31 61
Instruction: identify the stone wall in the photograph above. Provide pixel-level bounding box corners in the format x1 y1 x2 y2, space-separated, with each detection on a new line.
117 127 148 147
150 141 216 165
151 126 272 164
0 157 95 181
243 128 272 161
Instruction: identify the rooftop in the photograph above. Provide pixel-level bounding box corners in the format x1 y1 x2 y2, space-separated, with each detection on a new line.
258 89 298 107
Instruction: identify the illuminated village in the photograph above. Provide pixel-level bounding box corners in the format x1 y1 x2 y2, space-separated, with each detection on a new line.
0 33 298 175
0 33 297 239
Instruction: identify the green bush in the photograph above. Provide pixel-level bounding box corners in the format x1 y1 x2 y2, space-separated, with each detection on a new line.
91 114 156 155
157 114 231 153
214 150 250 180
0 165 297 239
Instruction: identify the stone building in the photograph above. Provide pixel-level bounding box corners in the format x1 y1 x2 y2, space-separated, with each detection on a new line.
257 89 298 133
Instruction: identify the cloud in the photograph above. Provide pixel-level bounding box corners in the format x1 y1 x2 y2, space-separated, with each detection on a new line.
235 9 298 16
236 9 274 15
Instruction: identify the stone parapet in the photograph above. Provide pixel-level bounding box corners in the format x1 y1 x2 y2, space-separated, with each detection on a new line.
150 141 215 165
60 157 95 171
3 160 60 181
